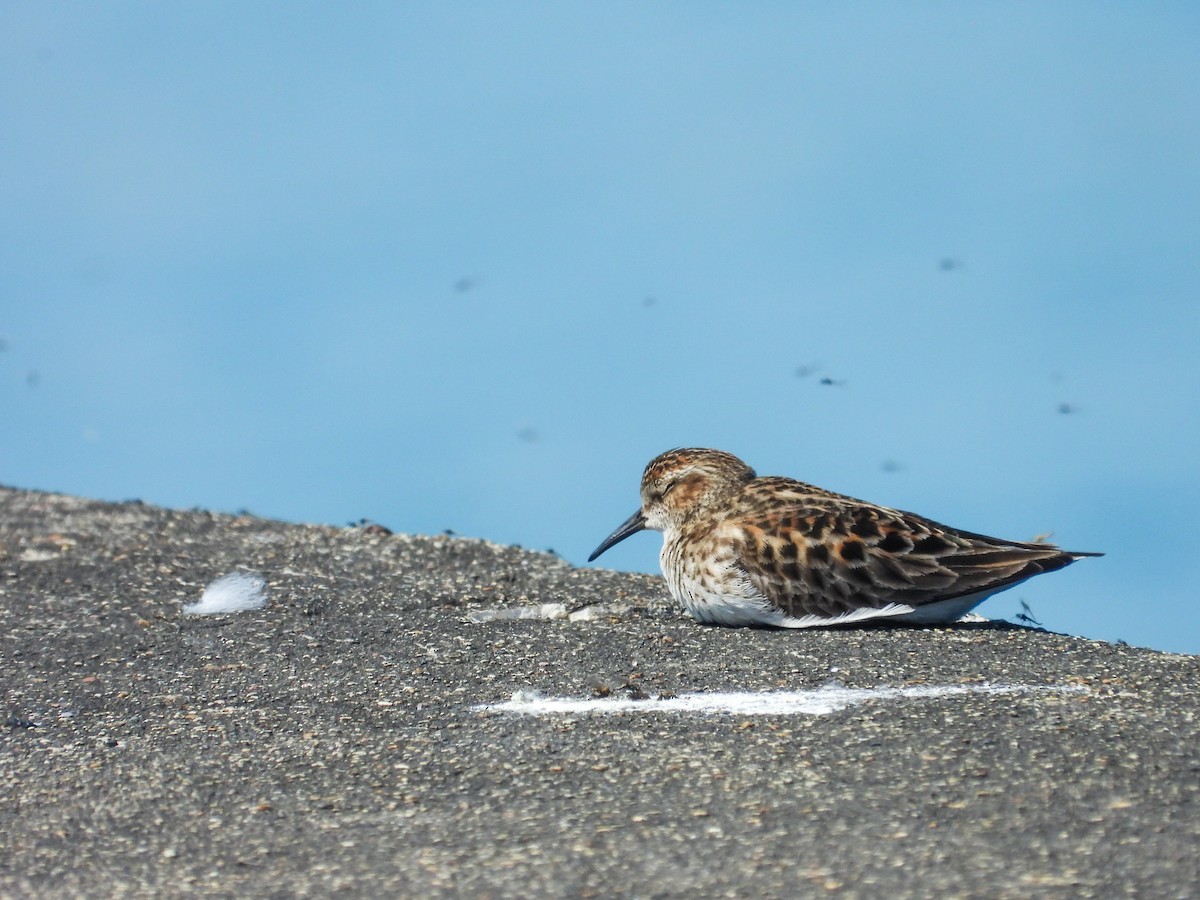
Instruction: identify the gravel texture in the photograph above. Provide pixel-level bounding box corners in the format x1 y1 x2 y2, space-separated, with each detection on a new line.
2 485 1198 898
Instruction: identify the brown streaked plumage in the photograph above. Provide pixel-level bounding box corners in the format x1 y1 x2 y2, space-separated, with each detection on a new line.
588 448 1102 628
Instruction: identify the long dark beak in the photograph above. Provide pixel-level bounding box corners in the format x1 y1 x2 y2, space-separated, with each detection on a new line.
587 509 647 562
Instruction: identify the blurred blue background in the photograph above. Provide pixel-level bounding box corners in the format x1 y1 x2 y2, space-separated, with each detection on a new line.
3 4 1197 653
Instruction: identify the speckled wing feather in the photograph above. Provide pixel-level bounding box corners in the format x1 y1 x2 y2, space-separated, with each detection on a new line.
721 477 1094 624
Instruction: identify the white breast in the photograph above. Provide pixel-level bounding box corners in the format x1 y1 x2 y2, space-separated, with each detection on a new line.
660 540 787 626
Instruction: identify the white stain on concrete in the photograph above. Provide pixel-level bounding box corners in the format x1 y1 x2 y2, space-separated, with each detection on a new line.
467 603 569 623
476 683 1087 717
467 602 633 623
20 548 60 562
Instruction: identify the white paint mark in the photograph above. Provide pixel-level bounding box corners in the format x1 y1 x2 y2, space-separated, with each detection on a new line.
20 549 59 562
475 683 1087 717
467 603 568 623
183 571 268 616
567 604 630 622
468 603 635 623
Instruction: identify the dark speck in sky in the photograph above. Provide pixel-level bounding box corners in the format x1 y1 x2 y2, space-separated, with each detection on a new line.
1016 599 1044 628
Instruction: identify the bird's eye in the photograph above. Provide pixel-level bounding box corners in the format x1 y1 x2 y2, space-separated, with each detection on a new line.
660 480 679 497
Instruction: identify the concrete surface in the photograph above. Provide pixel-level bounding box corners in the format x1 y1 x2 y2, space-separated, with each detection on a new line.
2 486 1197 898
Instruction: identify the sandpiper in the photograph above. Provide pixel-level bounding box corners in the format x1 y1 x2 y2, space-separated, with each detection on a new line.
589 448 1101 628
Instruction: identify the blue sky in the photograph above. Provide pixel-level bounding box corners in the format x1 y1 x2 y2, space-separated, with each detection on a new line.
3 4 1198 653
